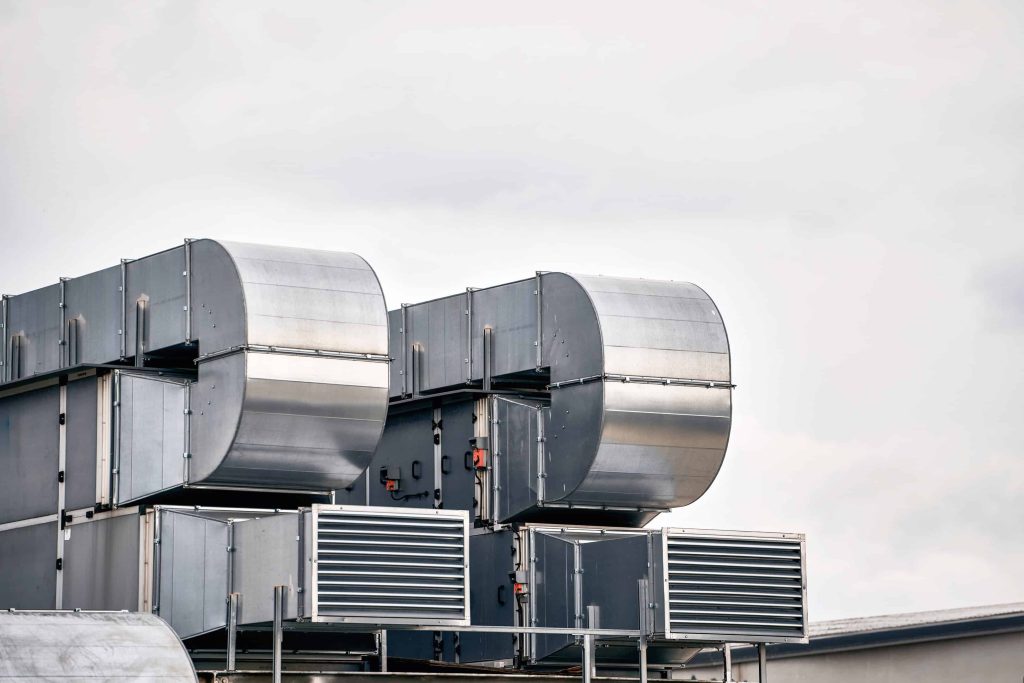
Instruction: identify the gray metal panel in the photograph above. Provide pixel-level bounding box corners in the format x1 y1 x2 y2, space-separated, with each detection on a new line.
470 279 540 381
116 372 186 504
65 375 98 511
405 295 467 393
232 511 302 625
531 529 576 661
0 385 58 524
62 511 140 611
0 611 196 681
494 396 546 522
126 246 187 356
459 528 516 662
0 521 57 609
64 265 122 365
157 508 229 638
579 534 650 630
367 408 434 509
6 283 61 379
440 400 477 513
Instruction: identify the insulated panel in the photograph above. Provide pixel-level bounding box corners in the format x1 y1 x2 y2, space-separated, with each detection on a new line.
0 385 59 524
458 528 516 663
63 265 122 365
155 508 229 638
125 246 187 357
115 373 187 504
62 511 140 612
65 375 98 511
0 521 57 609
529 529 576 662
5 284 60 379
493 396 546 522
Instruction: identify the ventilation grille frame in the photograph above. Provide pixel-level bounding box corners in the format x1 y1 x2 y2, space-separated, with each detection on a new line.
310 504 470 626
661 528 807 644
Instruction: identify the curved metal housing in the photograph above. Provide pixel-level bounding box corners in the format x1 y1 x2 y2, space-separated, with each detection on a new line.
383 271 731 518
0 611 196 681
185 241 389 493
1 239 390 502
543 273 732 511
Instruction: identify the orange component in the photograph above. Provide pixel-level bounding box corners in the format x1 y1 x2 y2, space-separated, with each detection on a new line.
385 479 399 491
472 448 487 469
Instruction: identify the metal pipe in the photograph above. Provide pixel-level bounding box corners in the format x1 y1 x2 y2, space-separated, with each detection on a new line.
758 642 767 682
723 643 732 682
272 585 286 683
638 636 648 683
226 593 239 671
582 633 594 683
378 629 388 673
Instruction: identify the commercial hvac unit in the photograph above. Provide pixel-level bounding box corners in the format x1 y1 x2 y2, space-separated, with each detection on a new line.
1 238 805 682
338 273 733 528
456 525 806 665
0 504 470 639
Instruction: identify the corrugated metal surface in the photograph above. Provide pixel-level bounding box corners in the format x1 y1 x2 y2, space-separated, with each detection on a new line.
313 506 470 625
664 530 807 642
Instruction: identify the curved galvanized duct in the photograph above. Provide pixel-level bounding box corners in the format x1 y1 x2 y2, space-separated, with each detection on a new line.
0 239 389 502
538 273 732 511
181 240 389 494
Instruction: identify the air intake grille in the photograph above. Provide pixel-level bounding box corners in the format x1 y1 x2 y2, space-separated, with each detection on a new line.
664 531 806 642
313 506 469 625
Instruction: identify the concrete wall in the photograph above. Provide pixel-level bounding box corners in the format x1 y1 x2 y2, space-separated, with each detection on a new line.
676 631 1024 682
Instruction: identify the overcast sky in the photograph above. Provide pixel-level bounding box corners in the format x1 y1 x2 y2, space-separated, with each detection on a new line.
2 1 1022 622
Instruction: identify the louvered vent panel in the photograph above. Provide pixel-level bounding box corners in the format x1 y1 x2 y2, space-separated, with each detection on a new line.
665 531 806 641
314 506 469 624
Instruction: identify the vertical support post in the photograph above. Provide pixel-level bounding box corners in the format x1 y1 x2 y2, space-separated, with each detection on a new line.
432 406 443 509
722 644 732 682
134 299 146 367
638 636 648 683
378 629 388 673
534 272 543 371
272 585 286 683
183 238 193 344
465 287 474 383
111 371 122 506
535 406 546 503
226 593 239 671
482 326 493 392
0 294 8 383
182 381 192 485
55 376 68 609
582 633 594 683
758 642 768 683
400 304 409 397
119 260 128 361
58 278 67 368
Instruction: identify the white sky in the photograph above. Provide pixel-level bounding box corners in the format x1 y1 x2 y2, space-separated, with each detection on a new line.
2 1 1022 621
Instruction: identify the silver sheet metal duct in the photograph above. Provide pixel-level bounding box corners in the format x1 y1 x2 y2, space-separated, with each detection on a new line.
0 504 470 640
0 610 196 681
1 239 390 502
388 272 732 517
